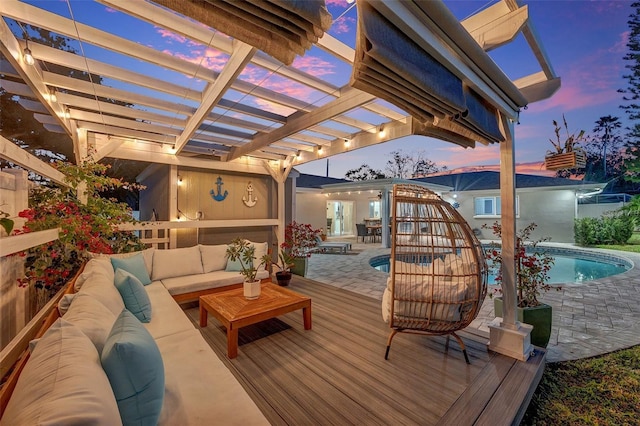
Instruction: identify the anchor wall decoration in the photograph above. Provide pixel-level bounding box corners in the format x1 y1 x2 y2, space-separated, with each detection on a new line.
209 176 228 202
242 181 257 207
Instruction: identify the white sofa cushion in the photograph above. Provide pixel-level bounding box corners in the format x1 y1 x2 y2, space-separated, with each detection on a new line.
63 293 118 353
161 269 269 296
155 329 269 426
250 241 269 271
152 246 204 281
142 282 195 339
75 257 114 291
199 244 229 273
78 271 125 316
89 248 155 277
0 319 121 426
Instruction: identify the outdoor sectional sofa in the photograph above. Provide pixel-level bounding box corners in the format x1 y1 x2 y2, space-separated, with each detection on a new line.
0 243 271 425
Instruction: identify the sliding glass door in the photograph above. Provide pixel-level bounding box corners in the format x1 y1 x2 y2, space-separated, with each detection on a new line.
326 200 354 237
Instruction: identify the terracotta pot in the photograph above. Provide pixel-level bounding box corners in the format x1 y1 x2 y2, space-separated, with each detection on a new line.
494 297 552 348
243 280 261 300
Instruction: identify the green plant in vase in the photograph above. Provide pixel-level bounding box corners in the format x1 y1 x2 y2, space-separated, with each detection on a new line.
226 237 267 299
264 249 295 286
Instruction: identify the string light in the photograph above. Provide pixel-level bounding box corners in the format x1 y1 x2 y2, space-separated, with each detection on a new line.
49 87 57 103
23 39 34 66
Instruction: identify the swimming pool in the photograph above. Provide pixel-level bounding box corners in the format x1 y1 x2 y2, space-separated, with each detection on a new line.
369 247 632 285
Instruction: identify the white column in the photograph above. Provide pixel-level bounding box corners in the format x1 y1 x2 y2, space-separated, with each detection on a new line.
488 118 533 361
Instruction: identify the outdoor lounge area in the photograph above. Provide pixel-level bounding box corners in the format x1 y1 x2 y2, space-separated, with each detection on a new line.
0 0 580 424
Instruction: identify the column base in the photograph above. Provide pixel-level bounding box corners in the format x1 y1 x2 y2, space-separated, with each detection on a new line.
487 317 534 361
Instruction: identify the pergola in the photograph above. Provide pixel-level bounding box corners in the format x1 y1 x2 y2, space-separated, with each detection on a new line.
0 0 559 360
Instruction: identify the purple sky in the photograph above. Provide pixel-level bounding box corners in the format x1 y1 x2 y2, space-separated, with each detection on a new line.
14 1 634 179
297 0 634 178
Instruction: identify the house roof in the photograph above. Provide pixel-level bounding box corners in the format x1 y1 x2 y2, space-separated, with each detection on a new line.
296 173 350 189
414 171 603 191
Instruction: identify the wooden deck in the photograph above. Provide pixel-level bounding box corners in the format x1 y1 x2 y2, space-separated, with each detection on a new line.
184 276 545 425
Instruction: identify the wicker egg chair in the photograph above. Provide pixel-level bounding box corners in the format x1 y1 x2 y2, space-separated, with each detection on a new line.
382 184 488 364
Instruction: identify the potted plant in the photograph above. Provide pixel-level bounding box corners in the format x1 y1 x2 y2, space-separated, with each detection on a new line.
545 114 587 171
281 221 322 277
264 249 295 286
226 237 267 300
483 221 560 347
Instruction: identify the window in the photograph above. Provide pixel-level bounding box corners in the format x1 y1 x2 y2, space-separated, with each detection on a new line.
368 200 381 219
474 196 518 217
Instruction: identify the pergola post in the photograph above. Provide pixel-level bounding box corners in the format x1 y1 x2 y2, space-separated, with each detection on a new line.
488 119 533 361
381 188 391 248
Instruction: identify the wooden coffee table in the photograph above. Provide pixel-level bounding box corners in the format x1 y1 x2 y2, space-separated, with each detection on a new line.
199 283 312 358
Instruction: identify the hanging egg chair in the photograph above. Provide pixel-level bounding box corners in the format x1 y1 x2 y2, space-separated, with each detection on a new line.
382 184 488 364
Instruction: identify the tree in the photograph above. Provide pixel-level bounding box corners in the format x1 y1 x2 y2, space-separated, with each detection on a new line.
411 150 447 178
385 150 411 178
619 2 640 183
344 164 387 181
588 115 624 180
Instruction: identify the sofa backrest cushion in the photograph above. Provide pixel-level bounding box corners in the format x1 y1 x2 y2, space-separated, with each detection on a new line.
89 248 155 275
152 246 204 281
63 293 118 353
249 241 269 272
0 319 122 426
75 257 114 292
199 244 229 273
101 310 165 426
114 269 152 323
78 271 125 316
111 252 152 285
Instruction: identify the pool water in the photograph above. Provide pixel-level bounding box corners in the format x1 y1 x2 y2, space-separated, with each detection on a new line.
370 251 631 285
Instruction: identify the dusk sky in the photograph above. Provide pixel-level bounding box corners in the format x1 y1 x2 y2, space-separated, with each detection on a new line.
12 1 635 179
297 0 635 178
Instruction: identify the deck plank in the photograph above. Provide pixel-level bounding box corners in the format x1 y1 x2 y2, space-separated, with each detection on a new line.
183 276 543 425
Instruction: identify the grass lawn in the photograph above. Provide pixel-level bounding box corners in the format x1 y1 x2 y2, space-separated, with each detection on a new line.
522 345 640 425
523 238 640 425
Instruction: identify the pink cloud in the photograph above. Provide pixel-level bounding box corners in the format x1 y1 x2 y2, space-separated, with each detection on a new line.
157 28 188 45
331 16 356 34
292 56 335 77
166 47 229 73
325 0 350 6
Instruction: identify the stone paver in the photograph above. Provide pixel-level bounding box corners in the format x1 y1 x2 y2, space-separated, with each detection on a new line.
306 238 640 363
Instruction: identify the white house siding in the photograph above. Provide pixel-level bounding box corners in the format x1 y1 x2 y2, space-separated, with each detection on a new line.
458 188 578 243
577 202 624 219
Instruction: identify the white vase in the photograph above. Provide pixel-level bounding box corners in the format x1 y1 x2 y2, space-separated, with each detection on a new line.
243 280 261 300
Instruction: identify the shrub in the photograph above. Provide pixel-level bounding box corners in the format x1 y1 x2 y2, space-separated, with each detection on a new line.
574 216 633 246
16 162 145 296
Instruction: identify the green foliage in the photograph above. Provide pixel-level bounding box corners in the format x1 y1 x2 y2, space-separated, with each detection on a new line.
0 210 14 235
16 162 144 294
225 237 266 282
618 194 640 229
620 3 640 182
267 249 295 273
523 345 640 425
574 216 634 246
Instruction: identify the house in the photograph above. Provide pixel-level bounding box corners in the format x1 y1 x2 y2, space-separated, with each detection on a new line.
295 170 604 244
415 171 605 243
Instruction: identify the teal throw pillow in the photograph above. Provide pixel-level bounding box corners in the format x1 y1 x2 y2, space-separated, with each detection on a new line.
225 257 245 272
111 253 151 286
101 309 164 426
114 268 152 323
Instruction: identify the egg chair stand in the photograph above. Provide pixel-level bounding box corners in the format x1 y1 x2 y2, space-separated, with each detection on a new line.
382 184 488 364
